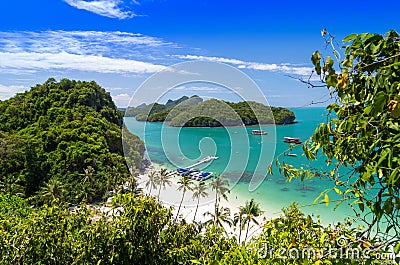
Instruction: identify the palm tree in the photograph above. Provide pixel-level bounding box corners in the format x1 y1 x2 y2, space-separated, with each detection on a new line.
83 166 96 185
204 206 233 235
80 166 97 201
156 168 172 200
125 167 142 197
234 210 246 244
241 198 264 242
192 182 209 222
145 171 158 195
175 176 193 221
211 175 230 223
39 178 64 204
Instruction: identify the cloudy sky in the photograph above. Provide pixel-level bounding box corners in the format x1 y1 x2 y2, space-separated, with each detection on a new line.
0 0 399 107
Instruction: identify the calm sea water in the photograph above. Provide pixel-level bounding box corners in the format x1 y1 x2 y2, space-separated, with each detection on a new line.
124 107 357 224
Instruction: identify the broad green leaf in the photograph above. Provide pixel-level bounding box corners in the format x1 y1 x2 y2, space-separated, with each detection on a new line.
324 193 329 207
323 56 335 75
343 33 357 43
391 100 400 118
333 187 342 195
389 168 399 186
358 201 365 212
377 148 390 167
364 105 372 115
371 91 387 115
326 74 337 88
394 240 400 254
311 51 322 75
383 199 394 214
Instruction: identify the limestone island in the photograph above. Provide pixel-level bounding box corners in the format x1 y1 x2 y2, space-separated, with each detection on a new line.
124 96 296 127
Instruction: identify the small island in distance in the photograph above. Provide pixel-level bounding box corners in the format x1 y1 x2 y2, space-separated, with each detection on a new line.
124 95 296 127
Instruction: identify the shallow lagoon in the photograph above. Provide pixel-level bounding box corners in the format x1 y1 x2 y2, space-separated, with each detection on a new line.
125 107 357 224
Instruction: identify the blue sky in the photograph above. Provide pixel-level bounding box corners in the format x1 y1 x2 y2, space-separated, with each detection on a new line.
0 0 399 107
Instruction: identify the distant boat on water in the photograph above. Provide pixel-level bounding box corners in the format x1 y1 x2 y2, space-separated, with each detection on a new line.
251 130 268 135
284 137 302 144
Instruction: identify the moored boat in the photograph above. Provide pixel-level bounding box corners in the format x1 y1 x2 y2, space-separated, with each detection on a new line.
251 130 268 135
283 137 301 144
177 167 190 173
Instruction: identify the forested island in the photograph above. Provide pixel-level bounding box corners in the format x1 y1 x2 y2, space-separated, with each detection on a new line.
0 78 144 203
125 96 296 127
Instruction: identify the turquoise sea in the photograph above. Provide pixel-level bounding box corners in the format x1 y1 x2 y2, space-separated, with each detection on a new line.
124 107 357 224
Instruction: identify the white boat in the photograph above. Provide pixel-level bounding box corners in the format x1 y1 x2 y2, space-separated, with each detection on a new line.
251 130 268 135
284 137 301 144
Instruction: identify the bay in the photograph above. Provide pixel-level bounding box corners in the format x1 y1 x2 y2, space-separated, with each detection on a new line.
124 107 356 224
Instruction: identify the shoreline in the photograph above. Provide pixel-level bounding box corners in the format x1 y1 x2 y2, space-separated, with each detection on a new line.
126 108 360 231
138 161 358 228
125 116 297 128
136 162 268 241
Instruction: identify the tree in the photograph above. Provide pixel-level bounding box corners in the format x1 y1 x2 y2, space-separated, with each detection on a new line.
240 198 263 242
211 175 230 224
0 78 145 203
175 176 193 221
38 178 65 204
233 210 245 244
145 171 158 195
280 30 400 250
192 182 209 222
204 206 233 235
156 168 172 200
82 166 96 185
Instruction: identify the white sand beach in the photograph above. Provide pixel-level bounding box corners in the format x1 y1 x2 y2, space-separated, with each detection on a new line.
135 164 269 242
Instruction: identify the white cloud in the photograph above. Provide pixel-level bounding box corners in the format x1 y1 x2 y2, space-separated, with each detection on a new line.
112 93 131 107
174 85 222 92
64 0 135 19
177 55 313 76
0 30 173 55
0 51 166 74
0 84 27 100
0 30 179 75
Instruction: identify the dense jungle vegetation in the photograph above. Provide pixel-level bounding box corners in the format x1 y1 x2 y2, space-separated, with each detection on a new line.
0 78 144 203
125 96 296 127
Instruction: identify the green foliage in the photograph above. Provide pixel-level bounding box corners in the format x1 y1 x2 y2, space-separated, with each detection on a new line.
192 181 208 221
0 193 390 264
239 198 264 242
0 78 145 203
175 176 193 220
124 95 203 120
148 96 203 122
0 193 236 264
135 103 166 121
266 30 400 252
171 99 295 127
0 193 171 264
124 94 295 127
141 98 295 127
304 31 400 231
220 204 387 265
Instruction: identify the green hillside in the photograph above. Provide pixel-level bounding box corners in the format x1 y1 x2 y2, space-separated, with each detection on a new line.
125 95 203 121
0 78 144 203
127 96 295 127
